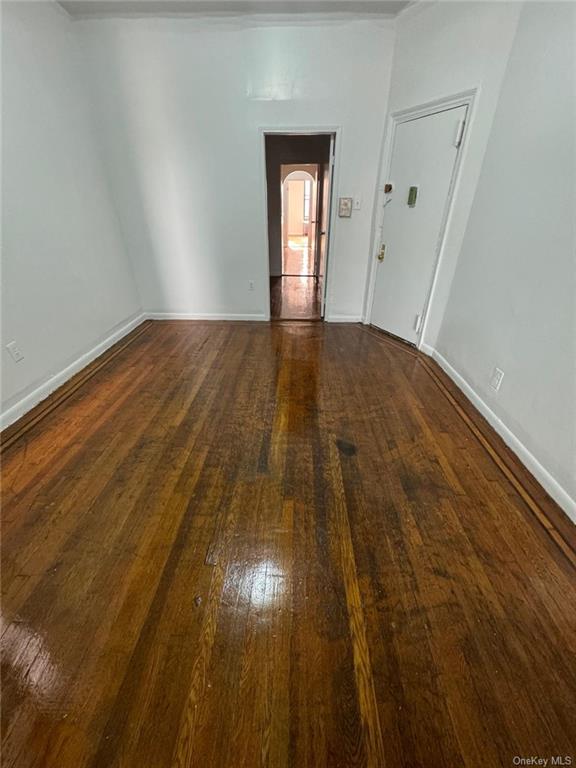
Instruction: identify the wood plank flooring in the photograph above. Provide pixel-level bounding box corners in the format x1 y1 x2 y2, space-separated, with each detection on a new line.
270 276 321 320
2 321 575 768
283 236 314 276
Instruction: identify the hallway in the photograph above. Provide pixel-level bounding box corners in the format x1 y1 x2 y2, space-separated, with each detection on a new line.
269 275 321 320
265 136 332 322
283 234 313 275
271 234 321 320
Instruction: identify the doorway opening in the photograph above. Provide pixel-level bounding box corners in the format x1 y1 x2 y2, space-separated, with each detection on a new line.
282 166 317 276
265 133 335 320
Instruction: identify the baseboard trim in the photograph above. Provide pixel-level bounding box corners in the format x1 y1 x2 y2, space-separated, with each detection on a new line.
147 312 267 321
428 348 576 524
419 341 435 356
1 314 150 449
325 314 363 323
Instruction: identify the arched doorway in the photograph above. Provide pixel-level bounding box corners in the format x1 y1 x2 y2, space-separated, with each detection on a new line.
281 168 317 276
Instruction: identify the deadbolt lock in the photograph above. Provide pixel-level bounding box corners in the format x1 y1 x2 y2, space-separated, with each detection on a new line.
377 244 386 262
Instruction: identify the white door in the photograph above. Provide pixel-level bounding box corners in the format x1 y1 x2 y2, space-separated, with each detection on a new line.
370 105 467 343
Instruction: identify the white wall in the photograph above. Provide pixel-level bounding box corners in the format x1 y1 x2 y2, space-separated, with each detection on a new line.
76 16 395 320
435 2 576 516
1 1 142 423
371 1 522 339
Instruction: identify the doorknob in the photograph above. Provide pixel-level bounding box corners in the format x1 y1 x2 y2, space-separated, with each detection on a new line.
377 244 386 262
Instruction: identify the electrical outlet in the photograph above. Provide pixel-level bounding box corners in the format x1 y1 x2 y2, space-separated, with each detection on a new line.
6 341 24 363
248 280 255 291
489 367 504 392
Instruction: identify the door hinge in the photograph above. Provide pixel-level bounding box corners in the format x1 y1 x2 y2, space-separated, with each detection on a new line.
454 119 466 148
414 313 423 333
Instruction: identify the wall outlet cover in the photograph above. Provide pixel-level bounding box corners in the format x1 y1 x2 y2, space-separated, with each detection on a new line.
6 341 24 363
489 367 504 392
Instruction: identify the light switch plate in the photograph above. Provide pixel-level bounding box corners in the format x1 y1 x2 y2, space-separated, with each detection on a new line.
338 197 353 218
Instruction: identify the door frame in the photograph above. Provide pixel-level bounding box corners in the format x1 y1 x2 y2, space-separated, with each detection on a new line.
259 126 341 321
363 89 477 347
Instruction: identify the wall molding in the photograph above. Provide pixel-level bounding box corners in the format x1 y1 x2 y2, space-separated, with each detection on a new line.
146 312 267 321
1 312 147 432
428 346 576 522
325 314 362 323
418 341 435 356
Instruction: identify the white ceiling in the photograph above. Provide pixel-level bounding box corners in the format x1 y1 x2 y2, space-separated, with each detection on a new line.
58 0 414 18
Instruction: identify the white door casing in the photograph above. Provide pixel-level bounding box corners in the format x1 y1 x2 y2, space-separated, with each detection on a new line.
370 105 468 344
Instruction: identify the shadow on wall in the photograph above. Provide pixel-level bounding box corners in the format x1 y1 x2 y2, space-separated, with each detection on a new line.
93 29 236 316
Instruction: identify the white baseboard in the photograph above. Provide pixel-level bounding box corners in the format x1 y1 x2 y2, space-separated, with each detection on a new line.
1 312 146 431
325 314 362 323
426 347 576 523
147 312 267 321
419 341 435 356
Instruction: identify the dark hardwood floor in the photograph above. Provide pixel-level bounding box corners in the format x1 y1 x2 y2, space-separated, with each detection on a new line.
2 321 575 768
270 276 321 320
